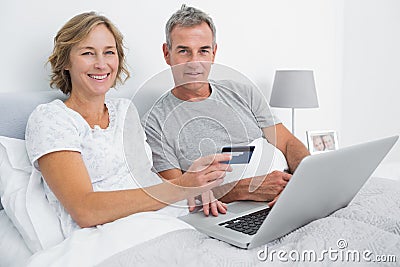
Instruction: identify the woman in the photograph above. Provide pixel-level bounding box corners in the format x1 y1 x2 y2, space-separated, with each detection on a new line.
313 135 325 152
25 12 231 237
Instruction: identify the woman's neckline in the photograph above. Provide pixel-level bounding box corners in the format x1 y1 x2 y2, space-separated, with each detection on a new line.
56 99 115 131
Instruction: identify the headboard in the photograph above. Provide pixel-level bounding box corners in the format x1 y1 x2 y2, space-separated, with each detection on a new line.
0 90 68 140
0 90 68 210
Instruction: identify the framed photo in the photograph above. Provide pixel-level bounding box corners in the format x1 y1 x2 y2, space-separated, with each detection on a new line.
306 130 339 154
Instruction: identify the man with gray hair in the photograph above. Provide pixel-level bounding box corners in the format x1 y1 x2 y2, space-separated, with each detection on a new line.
143 5 310 216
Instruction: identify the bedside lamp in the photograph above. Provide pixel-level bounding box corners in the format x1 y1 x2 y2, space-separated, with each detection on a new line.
269 70 319 135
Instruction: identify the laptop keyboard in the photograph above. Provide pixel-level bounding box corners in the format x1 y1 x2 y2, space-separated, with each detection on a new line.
218 207 271 235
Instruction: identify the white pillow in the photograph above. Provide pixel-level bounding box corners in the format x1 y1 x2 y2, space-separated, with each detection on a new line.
0 210 32 266
222 137 289 185
372 162 400 181
0 136 64 252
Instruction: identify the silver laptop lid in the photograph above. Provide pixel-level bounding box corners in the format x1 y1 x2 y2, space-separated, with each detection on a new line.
249 135 398 249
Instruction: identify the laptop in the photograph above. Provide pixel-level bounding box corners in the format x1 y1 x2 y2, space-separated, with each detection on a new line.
179 136 398 249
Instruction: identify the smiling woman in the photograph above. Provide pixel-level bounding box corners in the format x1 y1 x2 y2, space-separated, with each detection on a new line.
63 24 120 129
24 11 232 239
66 25 118 91
48 12 129 96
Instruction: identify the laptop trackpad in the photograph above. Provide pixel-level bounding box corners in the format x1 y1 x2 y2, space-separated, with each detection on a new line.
228 201 266 214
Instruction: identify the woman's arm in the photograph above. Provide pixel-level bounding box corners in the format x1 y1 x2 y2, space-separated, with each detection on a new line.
159 169 228 216
38 151 231 228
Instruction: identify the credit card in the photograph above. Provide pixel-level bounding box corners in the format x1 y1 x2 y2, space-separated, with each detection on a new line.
221 145 255 164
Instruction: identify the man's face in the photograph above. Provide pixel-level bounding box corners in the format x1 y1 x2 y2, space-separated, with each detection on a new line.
163 22 217 93
322 135 335 150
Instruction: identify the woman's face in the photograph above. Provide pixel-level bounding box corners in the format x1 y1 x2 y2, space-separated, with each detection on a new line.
313 136 325 151
66 24 119 97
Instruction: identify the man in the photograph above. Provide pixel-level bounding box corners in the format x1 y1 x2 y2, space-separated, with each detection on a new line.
322 134 335 150
142 5 310 216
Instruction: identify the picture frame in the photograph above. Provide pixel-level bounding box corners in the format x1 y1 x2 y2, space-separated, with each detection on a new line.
306 130 339 154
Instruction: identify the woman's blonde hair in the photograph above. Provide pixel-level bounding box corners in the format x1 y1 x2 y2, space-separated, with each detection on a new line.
48 11 130 95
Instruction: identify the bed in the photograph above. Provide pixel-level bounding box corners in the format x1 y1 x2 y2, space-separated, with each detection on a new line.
1 90 399 267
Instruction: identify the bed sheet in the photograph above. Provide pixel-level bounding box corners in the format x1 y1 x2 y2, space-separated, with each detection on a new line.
25 176 400 267
97 176 400 266
0 210 32 267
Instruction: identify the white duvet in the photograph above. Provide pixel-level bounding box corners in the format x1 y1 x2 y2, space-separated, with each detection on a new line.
27 205 192 267
26 177 400 267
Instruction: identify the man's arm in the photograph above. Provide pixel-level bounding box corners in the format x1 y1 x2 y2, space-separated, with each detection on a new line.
263 123 310 173
158 123 308 204
212 123 308 203
160 169 290 204
212 171 291 203
159 168 183 180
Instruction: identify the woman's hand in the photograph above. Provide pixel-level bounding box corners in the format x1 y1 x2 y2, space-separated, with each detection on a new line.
178 153 232 196
188 190 228 216
181 154 231 217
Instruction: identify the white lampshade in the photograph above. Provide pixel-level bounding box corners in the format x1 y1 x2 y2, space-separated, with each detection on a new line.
270 70 319 108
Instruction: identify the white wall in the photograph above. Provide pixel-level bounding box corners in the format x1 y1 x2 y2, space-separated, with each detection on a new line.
342 0 400 162
0 0 340 146
2 0 397 163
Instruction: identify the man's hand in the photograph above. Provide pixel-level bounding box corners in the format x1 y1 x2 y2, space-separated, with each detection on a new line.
215 170 291 203
188 190 227 216
247 170 291 202
267 195 279 207
247 171 291 202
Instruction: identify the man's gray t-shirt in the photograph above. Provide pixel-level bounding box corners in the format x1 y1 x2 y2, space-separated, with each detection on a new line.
142 80 280 172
